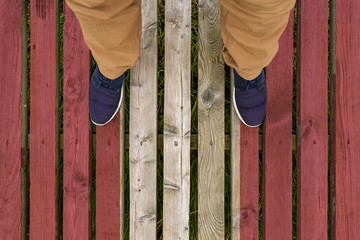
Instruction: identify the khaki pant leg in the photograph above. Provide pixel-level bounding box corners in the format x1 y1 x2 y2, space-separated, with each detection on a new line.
66 0 142 79
219 0 295 80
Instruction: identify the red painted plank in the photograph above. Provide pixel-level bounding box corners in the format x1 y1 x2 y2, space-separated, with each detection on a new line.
29 0 57 239
264 12 294 240
63 2 91 240
0 0 22 239
298 0 328 239
240 125 259 239
96 115 121 239
333 0 360 238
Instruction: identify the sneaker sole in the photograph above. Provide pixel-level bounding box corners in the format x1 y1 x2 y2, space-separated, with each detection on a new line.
232 88 261 128
91 86 124 126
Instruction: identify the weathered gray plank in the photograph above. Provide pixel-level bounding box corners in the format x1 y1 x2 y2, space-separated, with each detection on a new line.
163 0 191 239
230 69 241 240
197 0 225 238
129 0 158 238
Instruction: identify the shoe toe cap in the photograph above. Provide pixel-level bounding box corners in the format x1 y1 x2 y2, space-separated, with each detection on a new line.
233 88 266 127
237 104 266 127
89 84 121 125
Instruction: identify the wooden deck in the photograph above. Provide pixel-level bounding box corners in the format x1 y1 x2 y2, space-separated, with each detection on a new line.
1 0 360 239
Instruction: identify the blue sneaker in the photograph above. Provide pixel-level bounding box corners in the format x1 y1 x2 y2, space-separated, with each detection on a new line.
233 68 267 127
89 65 125 126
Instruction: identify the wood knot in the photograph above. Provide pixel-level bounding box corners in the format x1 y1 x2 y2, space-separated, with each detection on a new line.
241 206 256 223
201 88 215 108
164 124 179 135
139 213 155 223
242 211 249 220
164 182 180 191
140 135 152 146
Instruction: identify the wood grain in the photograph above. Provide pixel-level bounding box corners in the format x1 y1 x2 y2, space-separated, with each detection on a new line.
0 0 22 239
333 0 360 238
298 0 328 238
240 125 259 239
230 70 241 240
163 0 191 239
129 0 158 238
263 11 294 240
29 0 57 238
54 133 298 151
197 0 225 238
63 2 91 239
96 112 123 240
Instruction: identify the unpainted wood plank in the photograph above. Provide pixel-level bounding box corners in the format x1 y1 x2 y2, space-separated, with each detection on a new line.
62 3 91 239
29 0 57 238
163 0 191 239
96 113 123 239
129 0 158 238
333 0 360 238
297 0 328 238
230 70 241 240
263 11 294 240
0 1 22 239
197 0 225 238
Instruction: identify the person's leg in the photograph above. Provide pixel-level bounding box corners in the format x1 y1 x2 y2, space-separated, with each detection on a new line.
219 0 295 127
66 0 142 79
66 0 142 125
219 0 295 80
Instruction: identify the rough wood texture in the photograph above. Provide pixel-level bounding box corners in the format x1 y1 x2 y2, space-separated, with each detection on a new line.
47 133 299 150
264 12 294 240
230 70 241 240
129 0 158 238
298 0 328 238
333 0 360 238
96 113 123 240
163 0 191 239
0 0 22 239
29 0 57 238
197 0 225 238
240 125 259 239
63 3 91 239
